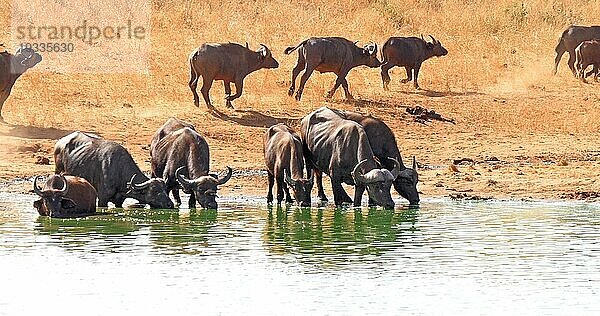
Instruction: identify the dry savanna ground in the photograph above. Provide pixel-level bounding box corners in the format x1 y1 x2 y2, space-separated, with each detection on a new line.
1 0 600 201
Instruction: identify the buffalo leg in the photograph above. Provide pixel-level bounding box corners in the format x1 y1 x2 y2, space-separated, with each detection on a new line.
314 169 328 202
276 176 285 204
200 76 215 110
353 185 366 207
224 81 233 108
326 71 350 99
340 78 353 100
295 65 315 101
225 77 244 108
381 62 393 90
267 172 275 204
331 179 353 206
289 55 306 96
567 51 577 76
413 64 422 89
401 67 412 83
189 192 196 209
172 189 181 206
0 91 10 123
553 49 565 75
189 67 200 107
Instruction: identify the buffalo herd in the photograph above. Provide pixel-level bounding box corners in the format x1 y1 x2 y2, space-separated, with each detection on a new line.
21 25 600 217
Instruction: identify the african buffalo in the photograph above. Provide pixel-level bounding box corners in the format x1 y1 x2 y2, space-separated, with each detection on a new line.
33 174 97 218
284 37 380 101
150 117 195 157
0 47 42 123
151 125 232 209
575 40 600 82
301 107 402 209
54 131 174 209
189 42 279 110
554 25 600 75
263 123 313 207
380 35 448 90
312 109 419 205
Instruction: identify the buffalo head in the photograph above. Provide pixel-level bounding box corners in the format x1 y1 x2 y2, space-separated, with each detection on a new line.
33 174 81 218
13 47 42 73
424 35 448 57
127 174 174 209
393 156 420 205
176 166 233 209
284 170 314 207
352 158 401 209
258 44 279 69
362 42 382 68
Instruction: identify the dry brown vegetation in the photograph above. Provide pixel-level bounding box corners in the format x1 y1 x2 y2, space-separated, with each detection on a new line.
1 0 600 200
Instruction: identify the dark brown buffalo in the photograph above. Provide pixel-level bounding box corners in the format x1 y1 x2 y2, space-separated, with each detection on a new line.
380 35 447 90
33 174 97 218
263 123 313 207
149 117 195 157
301 107 402 209
151 126 232 209
575 40 600 82
313 109 419 205
189 42 279 110
284 37 380 101
0 47 42 123
54 131 174 209
554 25 600 75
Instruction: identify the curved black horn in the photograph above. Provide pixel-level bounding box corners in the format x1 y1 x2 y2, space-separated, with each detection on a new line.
216 167 233 185
351 159 370 184
175 166 194 188
388 157 402 179
58 174 68 194
129 173 151 190
284 170 297 187
429 35 436 43
33 176 44 196
412 156 417 170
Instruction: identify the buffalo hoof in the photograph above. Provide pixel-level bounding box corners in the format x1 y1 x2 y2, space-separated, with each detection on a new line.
288 87 295 96
295 93 302 101
383 83 390 91
194 100 200 107
226 101 234 109
325 92 334 99
318 194 328 202
345 94 354 100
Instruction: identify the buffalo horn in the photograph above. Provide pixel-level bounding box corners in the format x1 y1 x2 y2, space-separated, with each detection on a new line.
388 157 402 179
58 174 68 194
429 35 436 43
175 166 194 188
412 156 417 170
129 173 151 190
216 167 233 185
351 159 370 184
284 170 297 187
33 176 44 196
259 44 269 57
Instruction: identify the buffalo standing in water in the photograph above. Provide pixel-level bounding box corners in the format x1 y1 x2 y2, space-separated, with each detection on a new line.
54 131 174 209
0 47 42 123
312 109 419 205
301 107 402 209
188 42 279 110
263 123 313 207
33 174 97 218
380 35 448 90
150 120 233 209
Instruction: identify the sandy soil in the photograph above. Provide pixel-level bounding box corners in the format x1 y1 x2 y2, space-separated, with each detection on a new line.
2 70 600 203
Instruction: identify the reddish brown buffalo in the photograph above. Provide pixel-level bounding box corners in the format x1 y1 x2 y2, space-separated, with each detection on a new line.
33 174 97 218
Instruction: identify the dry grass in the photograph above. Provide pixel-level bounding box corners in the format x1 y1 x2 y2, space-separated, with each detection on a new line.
1 0 600 199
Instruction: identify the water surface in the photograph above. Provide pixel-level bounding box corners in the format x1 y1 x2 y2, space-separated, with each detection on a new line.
1 193 599 315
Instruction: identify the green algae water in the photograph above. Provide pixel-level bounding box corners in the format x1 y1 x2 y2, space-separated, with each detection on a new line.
0 192 599 315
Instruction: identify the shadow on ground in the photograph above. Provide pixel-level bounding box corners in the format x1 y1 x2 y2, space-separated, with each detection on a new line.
0 124 74 140
209 108 302 128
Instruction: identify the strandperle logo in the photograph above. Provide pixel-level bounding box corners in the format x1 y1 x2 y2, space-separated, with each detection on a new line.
11 0 151 74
